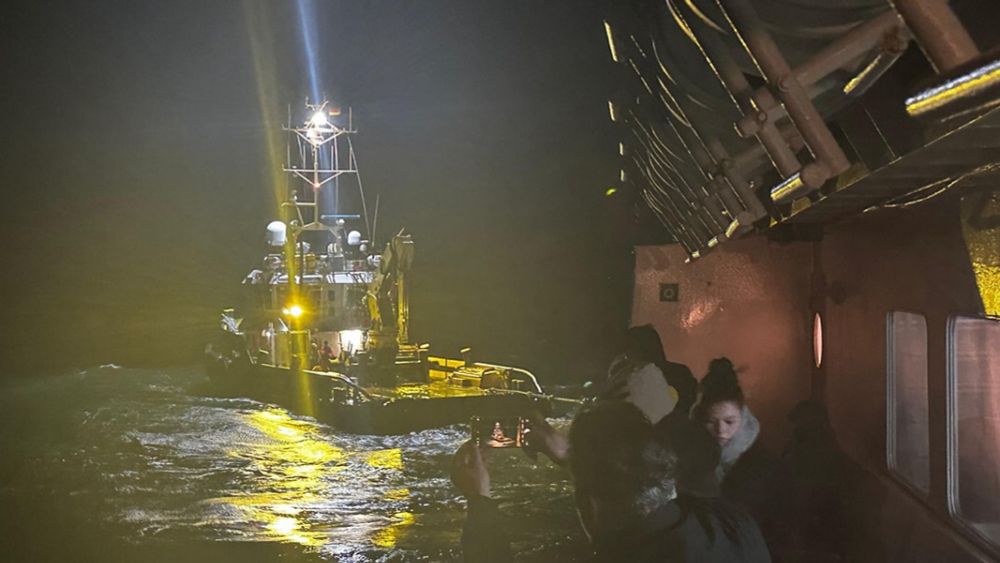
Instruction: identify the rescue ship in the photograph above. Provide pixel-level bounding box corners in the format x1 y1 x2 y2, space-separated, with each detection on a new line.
205 100 551 434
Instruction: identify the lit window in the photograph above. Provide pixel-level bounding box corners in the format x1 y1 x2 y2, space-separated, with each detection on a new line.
887 311 930 494
948 315 1000 547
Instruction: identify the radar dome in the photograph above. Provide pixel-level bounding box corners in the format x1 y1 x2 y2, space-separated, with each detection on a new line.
347 230 362 246
266 221 287 247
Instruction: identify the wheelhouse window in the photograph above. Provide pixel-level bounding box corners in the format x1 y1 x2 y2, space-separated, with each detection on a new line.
887 311 930 494
948 315 1000 546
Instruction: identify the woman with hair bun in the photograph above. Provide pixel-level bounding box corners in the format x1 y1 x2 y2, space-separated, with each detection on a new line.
693 358 780 550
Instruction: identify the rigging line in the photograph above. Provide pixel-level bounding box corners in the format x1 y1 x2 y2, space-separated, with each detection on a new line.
654 72 692 128
630 130 679 191
630 111 688 172
346 135 373 238
630 122 698 198
646 144 694 199
649 44 694 129
656 88 693 130
624 48 691 130
636 164 685 231
627 58 655 96
632 143 687 209
636 154 693 218
640 188 676 233
640 188 688 248
648 37 675 84
641 154 716 236
660 113 712 183
635 159 686 220
630 125 672 173
631 154 674 203
629 34 649 60
652 72 718 164
639 168 701 247
629 111 684 165
647 120 690 168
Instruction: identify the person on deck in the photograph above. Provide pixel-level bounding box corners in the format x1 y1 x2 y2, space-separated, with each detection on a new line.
598 324 695 425
452 401 772 562
319 340 334 371
625 324 699 417
691 358 779 551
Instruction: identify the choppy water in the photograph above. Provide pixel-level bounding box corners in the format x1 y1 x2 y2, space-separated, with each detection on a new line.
0 366 587 562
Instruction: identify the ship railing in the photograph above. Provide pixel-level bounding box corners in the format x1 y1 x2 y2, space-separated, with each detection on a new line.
472 361 545 394
304 368 373 400
483 387 589 407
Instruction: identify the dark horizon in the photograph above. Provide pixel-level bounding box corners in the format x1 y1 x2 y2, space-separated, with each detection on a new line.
0 1 636 381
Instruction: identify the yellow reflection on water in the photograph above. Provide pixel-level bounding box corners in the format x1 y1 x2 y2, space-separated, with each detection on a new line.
384 487 410 501
371 511 416 549
215 408 417 550
218 408 343 547
364 448 404 470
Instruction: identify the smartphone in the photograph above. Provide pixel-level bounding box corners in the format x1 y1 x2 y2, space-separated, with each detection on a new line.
470 416 530 448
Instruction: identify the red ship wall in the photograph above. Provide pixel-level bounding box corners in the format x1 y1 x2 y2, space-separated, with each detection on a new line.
631 236 813 451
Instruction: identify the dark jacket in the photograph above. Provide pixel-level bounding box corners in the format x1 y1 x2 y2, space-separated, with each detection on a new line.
462 495 771 563
721 440 778 518
721 440 782 559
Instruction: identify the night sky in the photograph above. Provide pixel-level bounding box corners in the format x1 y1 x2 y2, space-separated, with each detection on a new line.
1 1 634 381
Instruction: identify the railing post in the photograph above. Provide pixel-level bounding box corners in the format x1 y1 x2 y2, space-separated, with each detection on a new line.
891 0 979 73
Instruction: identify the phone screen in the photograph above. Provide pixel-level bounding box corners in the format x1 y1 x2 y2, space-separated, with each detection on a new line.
470 416 529 448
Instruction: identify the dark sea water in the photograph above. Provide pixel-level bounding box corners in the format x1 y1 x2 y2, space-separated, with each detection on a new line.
0 366 588 563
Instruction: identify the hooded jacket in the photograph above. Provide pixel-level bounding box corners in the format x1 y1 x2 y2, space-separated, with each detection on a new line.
605 358 678 425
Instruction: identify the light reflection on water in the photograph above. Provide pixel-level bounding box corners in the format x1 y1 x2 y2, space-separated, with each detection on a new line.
216 407 415 551
0 366 583 561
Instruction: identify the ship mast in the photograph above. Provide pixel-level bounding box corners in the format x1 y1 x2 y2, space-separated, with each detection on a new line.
282 100 362 234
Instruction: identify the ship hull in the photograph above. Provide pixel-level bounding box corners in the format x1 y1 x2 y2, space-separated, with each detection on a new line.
205 342 542 435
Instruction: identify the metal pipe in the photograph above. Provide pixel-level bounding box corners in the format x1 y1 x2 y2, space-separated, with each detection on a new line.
738 13 908 132
719 0 851 187
843 46 906 98
692 24 802 178
795 11 905 88
659 107 763 227
705 138 769 220
644 35 774 224
890 0 979 73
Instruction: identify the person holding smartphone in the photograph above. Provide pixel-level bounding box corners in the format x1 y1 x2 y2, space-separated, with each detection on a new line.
451 402 771 562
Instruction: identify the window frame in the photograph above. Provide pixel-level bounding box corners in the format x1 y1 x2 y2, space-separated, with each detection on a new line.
946 314 1000 552
885 310 931 497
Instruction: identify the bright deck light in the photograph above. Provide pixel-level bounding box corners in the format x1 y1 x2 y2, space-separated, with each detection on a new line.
282 304 304 318
309 111 328 127
339 329 365 353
